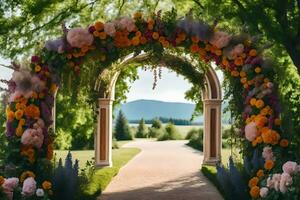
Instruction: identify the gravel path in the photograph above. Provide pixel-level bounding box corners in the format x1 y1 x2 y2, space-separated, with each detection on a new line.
100 139 223 200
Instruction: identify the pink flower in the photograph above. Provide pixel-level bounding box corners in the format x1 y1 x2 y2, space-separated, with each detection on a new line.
21 128 44 148
104 22 116 37
279 173 293 193
262 146 274 160
260 187 269 198
2 178 19 200
245 122 258 141
33 118 45 129
228 44 244 59
118 16 136 32
22 177 36 196
282 161 298 175
209 31 231 49
67 28 94 48
272 174 282 191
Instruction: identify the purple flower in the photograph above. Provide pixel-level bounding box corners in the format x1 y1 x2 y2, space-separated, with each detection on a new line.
88 26 96 33
31 56 40 63
6 121 15 138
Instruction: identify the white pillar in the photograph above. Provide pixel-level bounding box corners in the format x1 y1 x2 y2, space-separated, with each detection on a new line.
203 99 222 165
95 98 113 167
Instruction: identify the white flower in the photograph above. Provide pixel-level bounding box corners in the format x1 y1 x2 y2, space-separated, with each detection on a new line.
36 188 44 197
67 28 94 48
260 187 269 198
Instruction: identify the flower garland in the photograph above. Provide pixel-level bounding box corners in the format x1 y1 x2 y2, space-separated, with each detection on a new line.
0 10 298 199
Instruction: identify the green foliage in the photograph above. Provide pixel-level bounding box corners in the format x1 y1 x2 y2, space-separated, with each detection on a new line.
135 118 148 138
114 110 133 141
157 122 182 141
0 102 7 164
186 128 203 151
151 118 163 129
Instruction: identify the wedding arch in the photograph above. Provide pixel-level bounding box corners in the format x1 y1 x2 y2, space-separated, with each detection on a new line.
0 10 294 199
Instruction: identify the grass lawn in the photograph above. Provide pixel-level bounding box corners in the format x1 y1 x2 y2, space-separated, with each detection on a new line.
55 142 140 199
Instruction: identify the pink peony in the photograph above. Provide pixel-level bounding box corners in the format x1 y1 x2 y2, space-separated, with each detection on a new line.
67 28 94 48
21 128 44 148
260 187 269 198
272 174 282 191
104 22 116 37
33 118 45 129
279 173 293 193
2 178 19 200
118 16 136 32
228 44 244 59
245 122 258 141
209 31 231 49
262 146 274 160
282 161 298 175
22 177 36 196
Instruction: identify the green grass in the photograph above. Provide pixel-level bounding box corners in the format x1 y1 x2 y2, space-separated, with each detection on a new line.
55 146 140 199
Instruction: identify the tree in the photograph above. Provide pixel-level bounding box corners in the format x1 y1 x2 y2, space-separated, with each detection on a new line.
135 118 148 138
151 118 162 129
114 110 132 140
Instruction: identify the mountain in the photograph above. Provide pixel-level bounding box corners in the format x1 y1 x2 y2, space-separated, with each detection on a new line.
114 99 231 124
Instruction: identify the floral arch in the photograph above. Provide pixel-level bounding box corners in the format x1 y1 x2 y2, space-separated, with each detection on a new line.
0 10 296 200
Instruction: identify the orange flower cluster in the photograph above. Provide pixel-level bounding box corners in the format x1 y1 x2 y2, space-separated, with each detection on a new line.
250 186 260 198
264 160 274 170
21 145 35 163
24 104 40 119
20 171 35 182
248 177 259 188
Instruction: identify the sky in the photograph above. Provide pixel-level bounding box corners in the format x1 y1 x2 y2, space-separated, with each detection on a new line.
0 58 223 103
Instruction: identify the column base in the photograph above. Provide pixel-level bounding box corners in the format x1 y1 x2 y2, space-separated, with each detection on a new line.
95 161 112 168
202 158 220 166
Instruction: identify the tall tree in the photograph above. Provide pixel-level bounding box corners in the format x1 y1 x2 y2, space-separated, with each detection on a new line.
114 110 132 140
135 118 148 138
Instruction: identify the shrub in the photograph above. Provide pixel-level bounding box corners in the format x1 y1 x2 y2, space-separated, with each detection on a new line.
148 127 165 138
112 138 119 149
135 118 148 138
151 118 162 129
114 110 133 140
186 128 203 151
157 123 182 141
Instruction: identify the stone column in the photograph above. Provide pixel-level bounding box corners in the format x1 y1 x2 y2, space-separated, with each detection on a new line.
203 99 222 165
95 98 113 167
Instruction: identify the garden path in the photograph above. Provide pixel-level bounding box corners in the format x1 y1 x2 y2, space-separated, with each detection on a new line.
100 139 223 200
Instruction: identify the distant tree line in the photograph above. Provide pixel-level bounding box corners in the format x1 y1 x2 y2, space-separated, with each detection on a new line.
129 117 202 125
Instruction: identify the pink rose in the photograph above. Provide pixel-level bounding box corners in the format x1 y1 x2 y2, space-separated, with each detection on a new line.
260 187 269 198
272 174 282 191
67 28 94 48
282 161 298 175
245 122 258 141
118 16 136 32
209 31 231 49
22 177 36 196
2 178 19 200
21 128 44 148
104 22 116 37
279 173 293 193
228 44 244 59
262 146 274 160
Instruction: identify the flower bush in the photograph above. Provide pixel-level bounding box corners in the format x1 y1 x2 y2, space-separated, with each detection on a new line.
0 9 299 199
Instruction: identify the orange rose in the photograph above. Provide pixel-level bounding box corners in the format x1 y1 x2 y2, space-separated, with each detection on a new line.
248 177 259 188
95 21 104 31
264 160 274 170
24 104 40 119
131 36 140 46
240 77 247 84
234 57 244 66
250 186 260 198
280 139 289 147
15 109 24 120
250 98 257 106
249 49 257 57
135 31 142 37
256 169 264 178
42 181 52 190
190 44 200 53
255 99 264 109
231 70 240 77
152 32 159 40
240 71 246 77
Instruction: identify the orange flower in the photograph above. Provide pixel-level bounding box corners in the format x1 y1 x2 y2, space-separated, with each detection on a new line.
35 65 41 72
147 24 154 30
134 12 142 19
255 99 264 109
249 49 257 57
15 109 24 120
7 110 15 122
240 77 247 84
94 21 104 31
131 36 140 46
140 36 147 44
21 146 35 164
255 115 268 128
47 144 54 160
24 104 40 119
230 70 240 77
250 98 257 106
20 171 35 182
178 32 186 41
162 41 169 48
280 139 289 147
0 176 4 186
16 103 26 110
264 160 274 170
256 136 263 144
81 46 89 53
248 177 259 188
99 32 107 40
255 67 262 73
234 57 244 66
152 32 159 40
191 36 200 43
240 71 246 77
16 125 23 137
42 181 52 190
250 186 260 198
135 31 142 37
93 31 100 37
274 118 281 126
256 169 264 178
190 44 200 53
215 49 222 56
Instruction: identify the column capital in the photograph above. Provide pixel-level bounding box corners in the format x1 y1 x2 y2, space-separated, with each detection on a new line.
98 98 114 105
203 99 222 105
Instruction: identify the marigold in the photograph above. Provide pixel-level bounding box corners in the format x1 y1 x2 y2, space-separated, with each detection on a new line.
231 70 240 77
234 57 244 66
7 110 15 121
135 31 142 37
274 118 281 126
190 44 200 53
42 181 52 190
250 186 260 198
152 32 159 40
280 139 289 147
264 160 274 170
256 169 264 178
140 36 147 44
131 36 140 46
99 32 107 40
94 21 104 31
240 77 247 84
35 65 41 72
255 115 268 128
20 171 35 182
16 125 23 137
256 136 263 144
240 71 246 77
255 99 265 109
0 176 4 186
24 104 40 119
191 36 200 43
248 177 259 188
249 49 257 57
255 67 262 73
250 98 257 106
15 109 24 120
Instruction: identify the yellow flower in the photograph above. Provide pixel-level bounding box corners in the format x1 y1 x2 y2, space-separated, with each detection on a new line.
250 98 256 106
231 70 240 77
240 71 246 77
264 160 274 170
20 171 35 182
256 169 264 178
134 12 142 19
250 186 260 198
240 77 247 84
234 57 244 66
255 99 264 109
42 181 52 190
16 125 23 137
152 32 159 40
248 177 259 188
35 65 41 72
255 67 262 73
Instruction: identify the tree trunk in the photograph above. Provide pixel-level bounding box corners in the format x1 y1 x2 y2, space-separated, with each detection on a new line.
284 41 300 74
